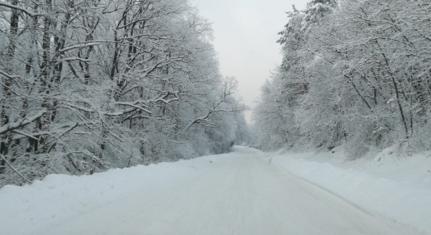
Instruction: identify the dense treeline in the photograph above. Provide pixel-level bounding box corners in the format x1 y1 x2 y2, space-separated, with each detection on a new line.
254 0 431 158
0 0 248 186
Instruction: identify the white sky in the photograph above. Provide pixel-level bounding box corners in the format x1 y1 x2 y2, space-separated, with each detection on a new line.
190 0 307 121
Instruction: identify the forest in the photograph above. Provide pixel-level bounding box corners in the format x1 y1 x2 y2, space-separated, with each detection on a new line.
254 0 431 158
0 0 248 186
1 1 430 234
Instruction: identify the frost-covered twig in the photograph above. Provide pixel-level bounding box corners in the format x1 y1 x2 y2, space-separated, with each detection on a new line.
59 41 112 53
0 109 47 135
0 2 43 17
115 102 152 114
12 130 38 140
0 154 31 184
0 69 20 80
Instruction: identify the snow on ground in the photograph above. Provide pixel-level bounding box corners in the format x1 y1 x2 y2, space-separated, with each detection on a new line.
0 146 428 235
271 147 431 234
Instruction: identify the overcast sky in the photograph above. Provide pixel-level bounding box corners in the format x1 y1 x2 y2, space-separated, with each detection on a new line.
190 0 307 121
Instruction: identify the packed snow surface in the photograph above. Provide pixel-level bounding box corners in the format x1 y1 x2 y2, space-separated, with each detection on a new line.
0 147 428 235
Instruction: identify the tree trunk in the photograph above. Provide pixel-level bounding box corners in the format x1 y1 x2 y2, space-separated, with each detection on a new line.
376 40 410 139
38 0 53 153
0 0 20 163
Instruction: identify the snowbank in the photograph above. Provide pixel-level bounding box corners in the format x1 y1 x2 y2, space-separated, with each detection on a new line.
0 156 218 235
272 148 431 234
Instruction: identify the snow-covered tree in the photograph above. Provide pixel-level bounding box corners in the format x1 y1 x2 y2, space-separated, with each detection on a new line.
254 0 431 158
0 0 248 186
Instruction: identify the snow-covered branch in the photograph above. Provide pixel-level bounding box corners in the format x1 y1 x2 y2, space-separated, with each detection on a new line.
59 42 107 53
0 109 47 135
0 69 20 80
0 154 31 183
0 2 42 17
115 102 152 114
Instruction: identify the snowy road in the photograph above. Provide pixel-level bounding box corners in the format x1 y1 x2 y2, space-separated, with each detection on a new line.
0 147 425 235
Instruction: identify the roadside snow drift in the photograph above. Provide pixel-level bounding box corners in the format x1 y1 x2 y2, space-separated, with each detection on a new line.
272 149 431 234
